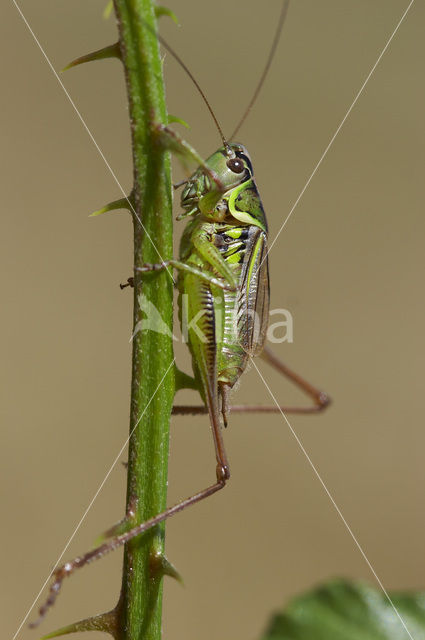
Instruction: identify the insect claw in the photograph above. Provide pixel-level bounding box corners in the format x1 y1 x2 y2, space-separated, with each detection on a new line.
173 179 188 190
120 277 134 290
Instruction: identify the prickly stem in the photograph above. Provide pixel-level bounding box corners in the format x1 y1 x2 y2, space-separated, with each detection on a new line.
32 1 174 636
113 1 174 639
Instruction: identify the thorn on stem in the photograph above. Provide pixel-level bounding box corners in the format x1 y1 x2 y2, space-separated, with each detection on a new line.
90 196 133 218
150 552 183 584
155 6 179 25
62 42 121 71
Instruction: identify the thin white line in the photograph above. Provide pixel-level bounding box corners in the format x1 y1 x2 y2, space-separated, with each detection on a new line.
12 358 175 640
265 0 415 261
10 0 415 637
10 0 175 284
251 358 415 640
9 3 176 636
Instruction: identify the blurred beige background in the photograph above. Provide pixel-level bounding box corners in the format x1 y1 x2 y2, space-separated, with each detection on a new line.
2 1 424 639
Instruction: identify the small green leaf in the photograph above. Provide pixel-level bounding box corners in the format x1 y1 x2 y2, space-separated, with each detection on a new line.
260 579 425 640
155 6 179 24
63 43 121 72
168 114 190 129
90 196 133 217
150 552 184 584
41 607 119 639
175 367 198 391
94 517 130 545
103 1 113 20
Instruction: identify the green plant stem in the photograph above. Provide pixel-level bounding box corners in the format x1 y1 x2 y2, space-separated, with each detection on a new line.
113 1 173 639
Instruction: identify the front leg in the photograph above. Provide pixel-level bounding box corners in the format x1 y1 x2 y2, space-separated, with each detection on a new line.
153 123 223 191
191 226 238 289
121 260 237 291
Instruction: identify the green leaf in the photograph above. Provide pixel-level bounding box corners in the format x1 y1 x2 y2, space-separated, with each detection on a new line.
103 1 114 20
41 607 119 639
261 579 425 640
154 5 179 24
168 114 190 128
89 195 133 217
62 43 121 71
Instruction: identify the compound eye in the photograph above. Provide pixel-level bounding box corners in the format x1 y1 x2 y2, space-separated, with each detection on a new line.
226 157 245 174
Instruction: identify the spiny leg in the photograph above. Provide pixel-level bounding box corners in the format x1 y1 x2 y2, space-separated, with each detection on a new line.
120 260 236 291
260 345 330 412
173 404 325 416
30 419 230 628
219 382 231 427
173 346 330 416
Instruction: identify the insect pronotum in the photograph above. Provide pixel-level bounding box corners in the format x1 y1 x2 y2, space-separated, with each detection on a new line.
31 0 329 627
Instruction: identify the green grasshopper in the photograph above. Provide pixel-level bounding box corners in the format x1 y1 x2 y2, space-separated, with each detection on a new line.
32 0 329 626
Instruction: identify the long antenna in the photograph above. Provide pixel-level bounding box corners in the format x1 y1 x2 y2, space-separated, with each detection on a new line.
153 26 229 149
229 0 290 141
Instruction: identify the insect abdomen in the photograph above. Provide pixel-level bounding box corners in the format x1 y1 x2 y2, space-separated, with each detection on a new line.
214 226 250 387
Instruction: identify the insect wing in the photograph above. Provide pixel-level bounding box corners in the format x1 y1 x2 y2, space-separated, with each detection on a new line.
237 229 270 356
